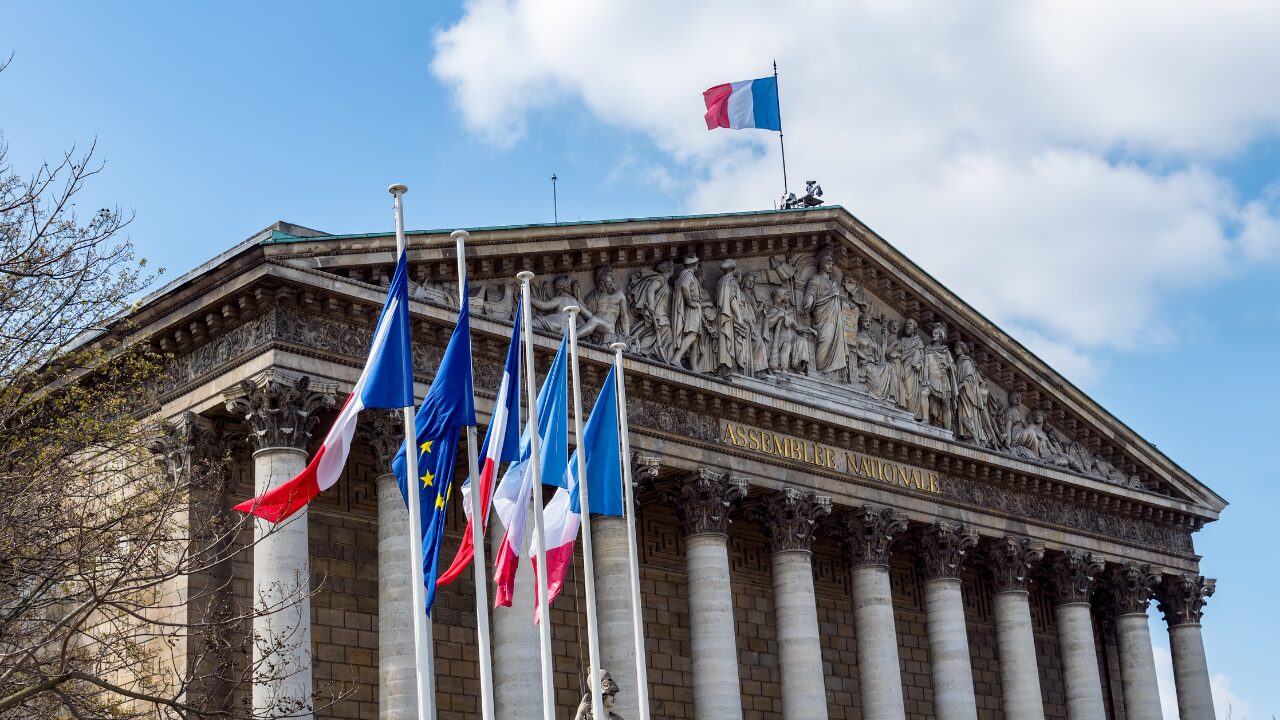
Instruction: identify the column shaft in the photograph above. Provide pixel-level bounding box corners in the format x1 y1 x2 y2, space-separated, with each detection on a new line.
1169 623 1214 720
686 533 744 720
491 519 542 720
923 578 977 720
852 565 906 720
251 448 313 718
993 591 1045 720
772 550 827 719
377 474 417 720
1116 613 1163 720
1055 603 1106 720
592 515 641 719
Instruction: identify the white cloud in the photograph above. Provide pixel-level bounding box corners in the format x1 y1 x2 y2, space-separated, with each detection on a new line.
432 0 1280 383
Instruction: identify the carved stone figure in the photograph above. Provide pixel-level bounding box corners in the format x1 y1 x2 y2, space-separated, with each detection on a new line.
895 319 926 417
1046 426 1097 475
627 259 675 362
739 274 770 376
671 257 714 372
881 318 903 406
854 315 894 401
998 390 1027 449
765 289 815 375
1010 409 1070 467
802 251 850 380
954 341 999 447
574 669 624 720
920 323 958 431
582 264 631 344
530 274 586 333
713 260 749 377
467 282 515 321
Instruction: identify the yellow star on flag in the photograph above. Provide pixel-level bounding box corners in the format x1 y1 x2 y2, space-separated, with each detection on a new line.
419 439 433 454
420 469 434 488
434 493 446 510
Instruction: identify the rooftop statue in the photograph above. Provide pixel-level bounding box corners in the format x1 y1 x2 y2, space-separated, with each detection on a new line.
574 669 624 720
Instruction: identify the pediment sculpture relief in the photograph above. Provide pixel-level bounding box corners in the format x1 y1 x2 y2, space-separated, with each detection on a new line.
454 245 1153 493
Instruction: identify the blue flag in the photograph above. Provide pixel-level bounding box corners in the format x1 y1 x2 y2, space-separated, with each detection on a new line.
392 291 476 614
568 366 623 517
536 335 571 489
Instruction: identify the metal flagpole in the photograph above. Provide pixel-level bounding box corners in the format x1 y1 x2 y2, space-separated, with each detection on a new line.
453 230 496 720
389 183 435 720
517 271 557 720
774 60 789 198
609 342 651 720
564 307 605 716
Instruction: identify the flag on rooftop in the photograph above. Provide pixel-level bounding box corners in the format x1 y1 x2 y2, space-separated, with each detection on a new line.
392 292 476 614
703 76 782 131
232 251 416 523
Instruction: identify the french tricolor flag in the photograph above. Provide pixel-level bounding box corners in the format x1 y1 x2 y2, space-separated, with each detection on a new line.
435 300 523 588
703 76 782 131
234 251 416 524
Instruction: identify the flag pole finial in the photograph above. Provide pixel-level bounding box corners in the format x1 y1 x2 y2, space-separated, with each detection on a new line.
388 183 408 195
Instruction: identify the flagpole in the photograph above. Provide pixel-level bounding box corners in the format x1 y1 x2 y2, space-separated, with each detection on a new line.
517 271 557 720
774 60 789 198
453 230 496 720
565 307 604 716
389 183 435 720
609 341 651 720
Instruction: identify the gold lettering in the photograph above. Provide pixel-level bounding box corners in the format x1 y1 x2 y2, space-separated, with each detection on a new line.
733 424 747 447
929 473 940 493
771 434 786 457
893 465 909 486
723 424 737 445
845 452 860 476
825 448 836 469
861 456 874 478
787 438 801 460
747 429 761 451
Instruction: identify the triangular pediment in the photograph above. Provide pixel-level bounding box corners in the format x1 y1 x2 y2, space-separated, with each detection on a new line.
141 208 1223 519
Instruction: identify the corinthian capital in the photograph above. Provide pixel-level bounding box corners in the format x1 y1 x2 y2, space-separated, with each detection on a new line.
224 371 336 452
1156 574 1216 627
838 505 908 568
360 409 404 475
148 411 223 483
1106 562 1161 616
920 521 979 580
1048 549 1106 605
985 536 1045 593
675 469 747 537
756 487 832 554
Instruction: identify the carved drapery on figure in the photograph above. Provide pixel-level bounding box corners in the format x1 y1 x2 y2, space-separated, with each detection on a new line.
627 260 675 362
1048 549 1106 605
986 536 1046 593
838 505 908 567
1156 574 1216 626
755 487 832 553
674 469 747 537
920 521 979 580
224 372 336 452
1106 562 1161 616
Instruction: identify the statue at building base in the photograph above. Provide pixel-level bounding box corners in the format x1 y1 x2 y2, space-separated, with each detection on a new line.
574 669 624 720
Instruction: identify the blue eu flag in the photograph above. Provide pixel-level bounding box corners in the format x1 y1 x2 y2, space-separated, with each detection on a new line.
392 291 476 614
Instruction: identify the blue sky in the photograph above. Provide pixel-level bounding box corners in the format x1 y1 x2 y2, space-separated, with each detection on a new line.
3 2 1277 716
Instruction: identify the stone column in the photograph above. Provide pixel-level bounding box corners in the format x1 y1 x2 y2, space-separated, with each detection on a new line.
1047 550 1107 720
676 469 748 720
919 522 980 720
1157 574 1217 720
1106 562 1163 720
226 373 335 719
985 536 1047 720
840 505 909 720
491 515 541 719
364 411 418 720
591 455 660 720
756 488 832 720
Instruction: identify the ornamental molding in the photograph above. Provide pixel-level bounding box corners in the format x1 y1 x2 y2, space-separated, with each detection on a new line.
148 411 226 484
359 409 404 476
1048 549 1106 606
1156 574 1216 627
919 521 979 580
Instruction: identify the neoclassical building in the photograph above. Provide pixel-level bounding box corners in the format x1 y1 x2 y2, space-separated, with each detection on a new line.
140 208 1222 720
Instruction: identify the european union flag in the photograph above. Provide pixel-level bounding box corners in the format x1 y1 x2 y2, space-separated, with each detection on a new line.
392 290 475 614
